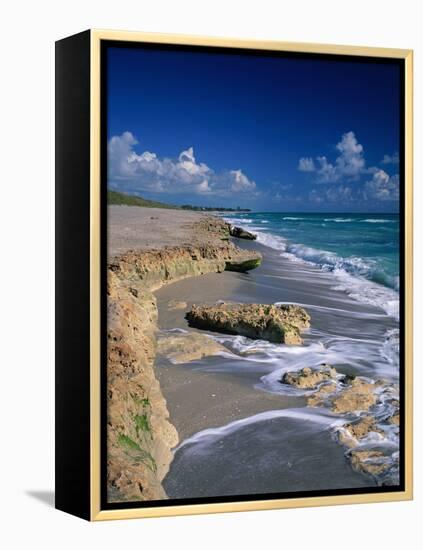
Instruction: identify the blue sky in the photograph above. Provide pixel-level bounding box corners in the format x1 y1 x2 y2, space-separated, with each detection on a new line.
107 46 401 212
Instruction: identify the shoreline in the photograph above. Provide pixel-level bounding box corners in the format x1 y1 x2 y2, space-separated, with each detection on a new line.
157 231 400 493
106 207 262 502
107 206 400 502
154 271 307 442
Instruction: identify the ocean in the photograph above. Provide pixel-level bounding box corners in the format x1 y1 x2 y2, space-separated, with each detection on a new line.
224 212 400 320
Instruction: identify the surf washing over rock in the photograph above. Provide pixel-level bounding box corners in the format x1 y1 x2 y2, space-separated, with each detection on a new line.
107 206 401 503
223 212 400 320
161 214 400 496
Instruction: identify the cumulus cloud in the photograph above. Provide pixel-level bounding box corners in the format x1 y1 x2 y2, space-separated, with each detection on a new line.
334 131 365 178
298 131 365 183
298 157 315 172
364 169 399 201
325 184 353 202
309 184 353 204
381 152 400 165
108 131 256 197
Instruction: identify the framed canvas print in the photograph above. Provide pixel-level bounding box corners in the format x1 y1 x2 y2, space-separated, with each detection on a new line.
55 29 413 521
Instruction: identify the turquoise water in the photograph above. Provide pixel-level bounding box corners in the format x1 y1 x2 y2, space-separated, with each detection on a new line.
225 213 399 291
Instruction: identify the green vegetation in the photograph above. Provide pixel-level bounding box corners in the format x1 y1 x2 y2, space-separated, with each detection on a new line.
134 414 151 435
107 190 176 209
225 258 262 272
117 432 157 473
118 433 141 451
108 189 250 212
131 393 150 407
181 204 251 212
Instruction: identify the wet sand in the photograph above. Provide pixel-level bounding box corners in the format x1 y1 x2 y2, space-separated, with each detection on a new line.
156 238 399 495
156 241 397 444
155 269 306 442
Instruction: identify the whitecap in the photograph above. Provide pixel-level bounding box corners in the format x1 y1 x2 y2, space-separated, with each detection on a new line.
323 218 353 223
252 227 399 320
362 219 396 223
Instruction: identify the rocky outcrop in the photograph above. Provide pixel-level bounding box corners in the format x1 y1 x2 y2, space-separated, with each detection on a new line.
107 272 178 502
186 303 310 344
107 216 262 502
282 363 400 484
305 373 378 413
158 332 229 364
348 450 392 477
284 365 379 414
336 416 383 448
229 225 257 240
109 241 262 291
331 378 377 413
281 364 337 389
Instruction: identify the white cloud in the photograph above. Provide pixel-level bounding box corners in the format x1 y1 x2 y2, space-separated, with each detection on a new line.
309 184 354 204
335 131 365 178
298 131 365 183
315 156 339 183
108 132 256 197
325 184 353 202
364 169 399 201
228 169 256 192
298 157 315 172
381 152 399 165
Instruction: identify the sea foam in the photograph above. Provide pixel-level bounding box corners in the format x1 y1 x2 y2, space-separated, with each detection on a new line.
251 228 399 321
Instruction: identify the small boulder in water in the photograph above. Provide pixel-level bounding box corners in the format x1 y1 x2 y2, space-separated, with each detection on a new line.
229 225 257 240
337 416 383 448
331 378 377 413
388 413 400 425
281 364 337 389
186 302 310 345
348 449 392 477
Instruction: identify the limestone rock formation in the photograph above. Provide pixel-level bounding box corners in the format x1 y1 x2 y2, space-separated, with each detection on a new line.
281 364 337 389
331 378 377 414
186 303 310 344
107 272 178 502
109 241 262 290
229 225 257 240
107 215 263 502
348 449 391 476
337 416 383 448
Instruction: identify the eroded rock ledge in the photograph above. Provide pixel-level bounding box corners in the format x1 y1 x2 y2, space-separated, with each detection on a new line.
107 217 262 502
280 364 400 484
186 303 310 344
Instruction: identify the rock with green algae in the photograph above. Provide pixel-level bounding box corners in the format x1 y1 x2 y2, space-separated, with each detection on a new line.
229 225 257 240
185 302 310 344
226 257 261 272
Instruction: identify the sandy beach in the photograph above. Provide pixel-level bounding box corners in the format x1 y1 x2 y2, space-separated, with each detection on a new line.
109 205 225 256
107 205 400 502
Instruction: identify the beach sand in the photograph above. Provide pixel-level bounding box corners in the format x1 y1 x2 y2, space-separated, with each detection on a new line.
155 241 385 495
155 239 396 442
109 205 215 256
108 205 397 498
155 271 306 442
